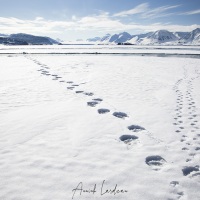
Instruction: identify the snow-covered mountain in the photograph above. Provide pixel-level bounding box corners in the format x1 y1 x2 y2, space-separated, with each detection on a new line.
109 32 132 43
179 28 200 44
87 28 200 45
0 37 29 45
10 33 59 45
128 32 153 44
86 34 111 43
1 29 200 46
173 32 188 39
100 34 111 42
139 30 178 44
87 37 101 42
0 33 59 45
87 32 132 43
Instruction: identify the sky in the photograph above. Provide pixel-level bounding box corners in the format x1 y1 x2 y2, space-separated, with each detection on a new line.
0 0 200 41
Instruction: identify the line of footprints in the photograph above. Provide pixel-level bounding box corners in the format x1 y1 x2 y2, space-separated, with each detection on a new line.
26 56 199 199
172 66 200 183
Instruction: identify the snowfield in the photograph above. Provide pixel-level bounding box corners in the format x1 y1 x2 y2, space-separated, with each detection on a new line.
0 46 200 200
0 45 200 56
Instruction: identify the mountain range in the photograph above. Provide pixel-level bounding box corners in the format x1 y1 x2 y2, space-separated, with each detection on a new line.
0 33 59 45
87 28 200 45
1 28 200 45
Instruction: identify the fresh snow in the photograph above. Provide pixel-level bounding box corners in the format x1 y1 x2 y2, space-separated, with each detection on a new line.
0 46 200 200
0 45 200 55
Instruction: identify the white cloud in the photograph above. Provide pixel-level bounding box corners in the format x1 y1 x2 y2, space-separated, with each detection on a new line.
77 13 200 33
141 5 180 19
78 12 124 31
0 12 199 40
0 17 75 35
129 24 200 33
179 9 200 15
113 3 149 17
1 2 199 41
35 17 44 21
113 3 180 19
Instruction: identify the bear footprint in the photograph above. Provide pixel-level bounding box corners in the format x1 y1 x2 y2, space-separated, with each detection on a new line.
113 112 128 119
87 101 99 107
98 109 110 114
119 135 138 144
182 166 199 176
146 155 166 170
128 125 145 132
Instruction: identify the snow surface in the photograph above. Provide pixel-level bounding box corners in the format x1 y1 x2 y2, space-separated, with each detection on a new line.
0 47 200 200
0 45 200 55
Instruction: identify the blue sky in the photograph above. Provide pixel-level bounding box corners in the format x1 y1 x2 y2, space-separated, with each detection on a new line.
0 0 200 41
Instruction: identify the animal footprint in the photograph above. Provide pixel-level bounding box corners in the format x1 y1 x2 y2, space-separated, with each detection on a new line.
84 92 94 96
119 135 138 145
170 181 179 187
87 101 99 107
113 112 128 119
182 166 199 176
67 87 74 90
98 109 110 114
93 98 103 102
127 125 145 132
145 155 166 170
75 91 84 93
